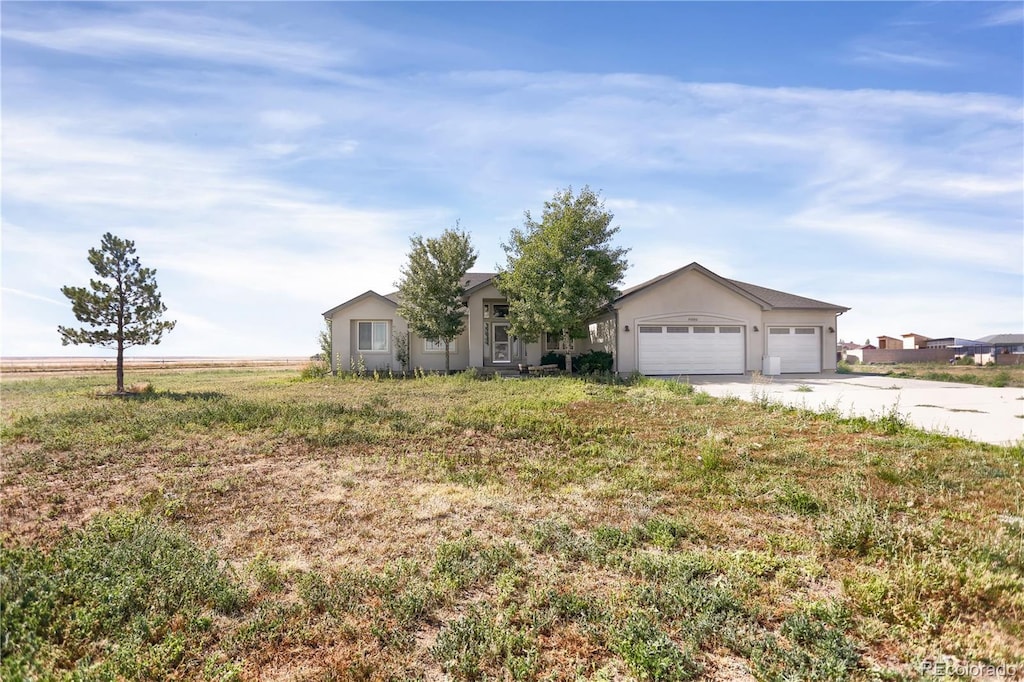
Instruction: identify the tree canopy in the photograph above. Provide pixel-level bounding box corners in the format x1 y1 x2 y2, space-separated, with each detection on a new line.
58 233 176 392
497 186 629 373
395 227 478 373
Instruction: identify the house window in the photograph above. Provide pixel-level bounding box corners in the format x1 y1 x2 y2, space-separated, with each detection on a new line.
357 321 389 352
545 332 575 350
425 338 457 353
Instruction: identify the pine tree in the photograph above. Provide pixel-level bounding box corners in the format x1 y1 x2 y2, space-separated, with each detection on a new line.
58 233 176 393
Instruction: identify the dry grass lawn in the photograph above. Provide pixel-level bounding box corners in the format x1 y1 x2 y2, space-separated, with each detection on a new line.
2 368 1022 680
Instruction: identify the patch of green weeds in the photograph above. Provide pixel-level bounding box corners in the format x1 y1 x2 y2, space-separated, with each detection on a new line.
776 483 824 516
752 602 859 681
611 613 702 681
0 512 245 680
431 604 539 680
431 535 520 591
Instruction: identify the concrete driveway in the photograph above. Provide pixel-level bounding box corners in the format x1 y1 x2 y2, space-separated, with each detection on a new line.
678 374 1024 446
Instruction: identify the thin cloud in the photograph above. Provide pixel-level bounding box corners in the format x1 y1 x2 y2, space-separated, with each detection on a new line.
979 4 1024 27
3 11 346 75
1 287 64 306
850 46 954 69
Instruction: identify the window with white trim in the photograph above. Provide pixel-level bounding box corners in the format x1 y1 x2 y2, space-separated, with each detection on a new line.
357 321 389 352
424 338 457 353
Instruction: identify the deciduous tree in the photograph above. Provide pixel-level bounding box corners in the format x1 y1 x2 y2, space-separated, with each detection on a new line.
497 186 629 374
395 227 478 373
58 233 176 393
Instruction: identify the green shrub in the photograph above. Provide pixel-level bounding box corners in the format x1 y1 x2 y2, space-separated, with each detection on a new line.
576 350 614 374
540 351 568 371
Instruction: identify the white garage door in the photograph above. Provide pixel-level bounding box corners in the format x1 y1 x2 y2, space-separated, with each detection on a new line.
767 327 821 373
638 325 745 375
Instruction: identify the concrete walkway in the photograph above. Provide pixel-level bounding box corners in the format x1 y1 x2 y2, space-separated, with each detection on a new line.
678 374 1024 446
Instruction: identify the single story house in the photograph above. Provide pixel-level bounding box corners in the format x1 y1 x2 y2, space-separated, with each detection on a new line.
322 262 849 376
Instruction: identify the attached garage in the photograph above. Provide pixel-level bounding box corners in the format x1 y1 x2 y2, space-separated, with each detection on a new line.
638 324 745 375
766 327 821 373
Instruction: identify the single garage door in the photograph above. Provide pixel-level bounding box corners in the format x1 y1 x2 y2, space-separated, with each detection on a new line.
767 327 821 373
638 325 745 375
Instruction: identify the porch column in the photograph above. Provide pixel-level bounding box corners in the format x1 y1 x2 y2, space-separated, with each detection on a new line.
468 301 484 368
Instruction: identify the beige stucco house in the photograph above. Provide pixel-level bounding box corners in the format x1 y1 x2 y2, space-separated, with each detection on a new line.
323 262 849 376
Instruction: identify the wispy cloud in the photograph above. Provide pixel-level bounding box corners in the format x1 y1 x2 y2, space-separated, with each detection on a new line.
850 46 954 69
3 10 348 75
1 287 64 307
979 4 1024 27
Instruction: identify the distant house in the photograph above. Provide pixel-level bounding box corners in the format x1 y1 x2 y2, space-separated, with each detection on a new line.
978 334 1024 354
323 262 850 376
842 343 875 363
901 333 930 350
924 337 986 350
877 335 903 350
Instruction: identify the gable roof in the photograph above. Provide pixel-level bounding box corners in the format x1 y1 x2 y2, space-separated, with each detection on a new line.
322 290 397 318
323 272 499 318
615 262 849 311
461 272 499 296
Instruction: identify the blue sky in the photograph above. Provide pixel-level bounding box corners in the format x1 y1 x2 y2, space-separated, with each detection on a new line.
2 1 1021 357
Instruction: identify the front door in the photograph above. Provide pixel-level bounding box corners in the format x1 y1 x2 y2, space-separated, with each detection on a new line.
492 323 511 363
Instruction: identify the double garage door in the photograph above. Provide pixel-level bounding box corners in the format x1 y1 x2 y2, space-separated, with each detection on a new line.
638 325 745 375
766 327 821 373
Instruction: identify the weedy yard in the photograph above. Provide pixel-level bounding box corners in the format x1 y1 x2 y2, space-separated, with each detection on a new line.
1 369 1022 681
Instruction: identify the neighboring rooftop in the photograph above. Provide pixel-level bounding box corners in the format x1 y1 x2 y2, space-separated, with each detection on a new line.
978 333 1024 345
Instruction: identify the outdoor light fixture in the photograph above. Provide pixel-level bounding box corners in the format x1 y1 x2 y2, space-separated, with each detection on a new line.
828 326 835 333
624 325 630 332
753 326 759 332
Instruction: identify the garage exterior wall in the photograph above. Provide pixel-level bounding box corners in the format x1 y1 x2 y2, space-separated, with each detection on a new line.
761 309 841 372
614 269 764 374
